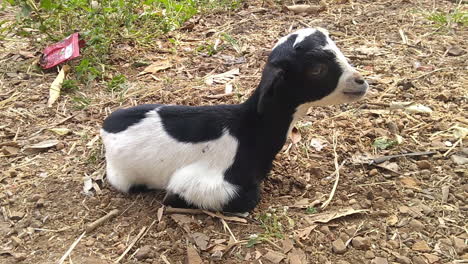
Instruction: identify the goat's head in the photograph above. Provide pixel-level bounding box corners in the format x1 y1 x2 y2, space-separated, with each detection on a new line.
257 28 368 114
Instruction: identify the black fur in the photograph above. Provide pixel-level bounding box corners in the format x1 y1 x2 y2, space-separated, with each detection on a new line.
103 104 160 133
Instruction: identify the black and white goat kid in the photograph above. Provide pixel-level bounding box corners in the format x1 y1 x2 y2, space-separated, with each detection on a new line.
101 28 368 213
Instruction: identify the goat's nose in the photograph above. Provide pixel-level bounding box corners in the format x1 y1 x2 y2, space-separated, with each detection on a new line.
353 73 365 85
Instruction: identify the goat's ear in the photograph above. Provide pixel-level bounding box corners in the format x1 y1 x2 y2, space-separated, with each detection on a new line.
257 65 284 114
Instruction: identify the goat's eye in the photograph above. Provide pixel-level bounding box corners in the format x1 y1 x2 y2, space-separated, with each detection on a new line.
308 64 328 76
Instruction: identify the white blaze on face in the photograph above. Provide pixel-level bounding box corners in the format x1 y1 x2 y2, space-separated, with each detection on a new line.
279 28 369 133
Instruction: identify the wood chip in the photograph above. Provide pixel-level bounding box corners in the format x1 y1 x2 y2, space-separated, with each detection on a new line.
186 247 203 264
263 251 285 264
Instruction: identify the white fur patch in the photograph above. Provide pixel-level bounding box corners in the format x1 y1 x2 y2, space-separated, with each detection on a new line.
293 28 317 48
101 109 239 210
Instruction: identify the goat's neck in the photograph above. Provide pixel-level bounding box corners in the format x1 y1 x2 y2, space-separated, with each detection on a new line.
243 89 303 156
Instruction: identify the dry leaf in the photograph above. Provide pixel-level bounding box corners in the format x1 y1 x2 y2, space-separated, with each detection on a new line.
310 138 326 151
376 162 400 174
157 206 164 222
186 247 203 264
412 240 431 252
288 248 307 264
290 127 302 144
205 68 239 85
224 83 233 94
286 4 326 14
2 146 20 155
25 139 59 150
83 177 93 194
170 214 194 225
386 215 398 226
139 60 172 75
399 177 420 190
389 102 432 114
295 224 317 240
263 251 285 264
47 65 69 107
49 128 71 136
282 238 294 254
306 208 368 224
191 232 210 251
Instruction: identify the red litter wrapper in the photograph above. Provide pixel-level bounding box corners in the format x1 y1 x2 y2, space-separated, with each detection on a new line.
40 33 85 69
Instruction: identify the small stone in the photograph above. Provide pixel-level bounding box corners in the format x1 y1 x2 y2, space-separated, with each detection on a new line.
56 141 65 150
157 220 167 232
371 257 388 264
263 251 285 264
422 253 440 264
412 240 431 252
452 236 468 255
416 160 431 170
387 240 399 249
420 204 433 215
439 238 452 246
319 226 330 234
369 169 378 176
365 250 375 259
395 254 411 264
12 253 27 261
29 194 42 202
211 250 223 259
348 198 357 205
451 154 468 165
339 233 350 242
360 199 372 209
447 45 465 56
412 256 427 264
332 239 347 254
345 226 357 236
85 239 95 247
135 245 152 260
36 198 45 208
11 236 23 246
9 211 25 221
352 236 371 250
409 219 424 231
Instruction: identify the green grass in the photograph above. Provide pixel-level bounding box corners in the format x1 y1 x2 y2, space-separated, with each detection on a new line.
246 207 294 248
426 8 468 28
3 0 242 87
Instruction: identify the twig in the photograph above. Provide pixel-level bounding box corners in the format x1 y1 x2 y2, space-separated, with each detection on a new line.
160 255 171 264
371 151 437 164
443 138 462 157
57 231 86 264
165 207 204 215
321 131 343 209
202 210 248 224
220 218 237 242
114 226 147 263
263 238 283 251
164 207 247 223
86 209 119 233
413 68 445 80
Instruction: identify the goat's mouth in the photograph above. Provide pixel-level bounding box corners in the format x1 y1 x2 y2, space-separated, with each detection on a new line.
342 90 367 97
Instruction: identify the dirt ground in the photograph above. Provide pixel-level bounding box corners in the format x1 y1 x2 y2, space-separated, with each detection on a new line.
1 0 467 263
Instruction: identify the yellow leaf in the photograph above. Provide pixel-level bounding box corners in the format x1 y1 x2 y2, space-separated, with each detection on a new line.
139 60 172 75
49 128 71 136
290 127 302 144
47 65 69 107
